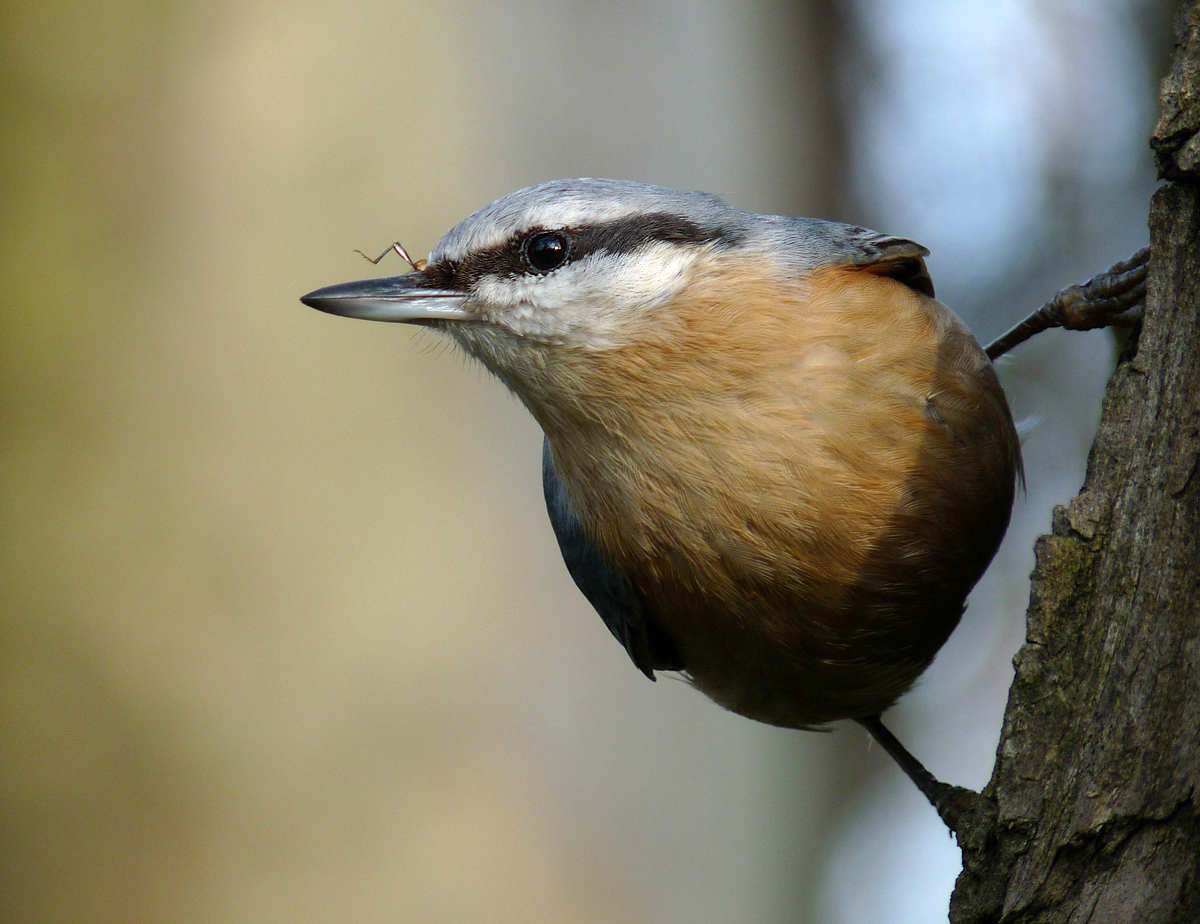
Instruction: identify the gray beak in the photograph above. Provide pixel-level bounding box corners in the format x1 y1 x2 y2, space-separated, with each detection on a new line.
301 273 471 323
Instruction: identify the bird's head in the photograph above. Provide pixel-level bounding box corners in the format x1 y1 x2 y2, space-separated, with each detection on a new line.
301 177 918 436
302 180 765 396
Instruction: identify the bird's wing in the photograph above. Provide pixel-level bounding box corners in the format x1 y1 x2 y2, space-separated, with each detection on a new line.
846 232 936 298
542 437 683 679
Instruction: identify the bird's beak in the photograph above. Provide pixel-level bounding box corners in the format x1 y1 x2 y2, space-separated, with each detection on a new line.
300 273 472 323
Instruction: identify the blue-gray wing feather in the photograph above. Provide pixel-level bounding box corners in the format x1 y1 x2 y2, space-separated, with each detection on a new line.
541 437 682 679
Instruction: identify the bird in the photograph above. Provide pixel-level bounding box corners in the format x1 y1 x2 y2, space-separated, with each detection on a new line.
302 178 1148 829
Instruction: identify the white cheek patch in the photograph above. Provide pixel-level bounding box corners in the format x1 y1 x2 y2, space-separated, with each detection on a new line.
471 245 699 345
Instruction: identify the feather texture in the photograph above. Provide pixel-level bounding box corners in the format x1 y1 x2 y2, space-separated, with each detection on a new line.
542 437 682 678
532 256 1019 728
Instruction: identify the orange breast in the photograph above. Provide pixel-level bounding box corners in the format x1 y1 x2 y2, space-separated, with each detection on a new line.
540 255 1020 728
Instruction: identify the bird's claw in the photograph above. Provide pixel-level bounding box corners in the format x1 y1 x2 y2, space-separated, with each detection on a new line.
934 784 981 835
985 246 1151 360
1052 246 1149 332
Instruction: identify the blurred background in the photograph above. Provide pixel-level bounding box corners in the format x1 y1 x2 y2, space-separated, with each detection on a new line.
0 1 1172 921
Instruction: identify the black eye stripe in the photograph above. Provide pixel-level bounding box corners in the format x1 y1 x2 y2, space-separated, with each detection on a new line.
571 213 742 259
433 213 745 289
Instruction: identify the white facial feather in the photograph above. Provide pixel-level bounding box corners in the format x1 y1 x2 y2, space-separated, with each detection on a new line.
470 243 700 346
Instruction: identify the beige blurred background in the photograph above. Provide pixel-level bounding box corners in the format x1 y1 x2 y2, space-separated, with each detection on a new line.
0 2 1170 923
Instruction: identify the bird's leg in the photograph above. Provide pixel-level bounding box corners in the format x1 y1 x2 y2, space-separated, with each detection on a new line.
856 715 978 833
984 247 1150 361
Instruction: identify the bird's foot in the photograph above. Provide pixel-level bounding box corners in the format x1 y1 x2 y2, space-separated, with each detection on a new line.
857 715 979 835
1050 247 1149 333
930 782 980 834
985 246 1150 360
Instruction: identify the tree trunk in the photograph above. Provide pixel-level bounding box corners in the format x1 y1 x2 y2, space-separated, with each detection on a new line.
947 5 1200 922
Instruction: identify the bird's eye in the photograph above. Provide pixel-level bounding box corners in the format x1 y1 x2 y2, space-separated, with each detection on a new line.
524 231 570 273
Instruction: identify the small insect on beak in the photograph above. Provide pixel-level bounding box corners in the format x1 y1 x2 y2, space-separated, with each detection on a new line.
301 273 472 324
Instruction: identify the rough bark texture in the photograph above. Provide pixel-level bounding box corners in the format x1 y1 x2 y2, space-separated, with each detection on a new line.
948 5 1200 922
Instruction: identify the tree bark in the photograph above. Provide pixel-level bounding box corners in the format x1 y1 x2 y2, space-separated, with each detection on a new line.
948 4 1200 922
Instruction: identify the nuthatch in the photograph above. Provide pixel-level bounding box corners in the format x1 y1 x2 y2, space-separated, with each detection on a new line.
302 179 1148 829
